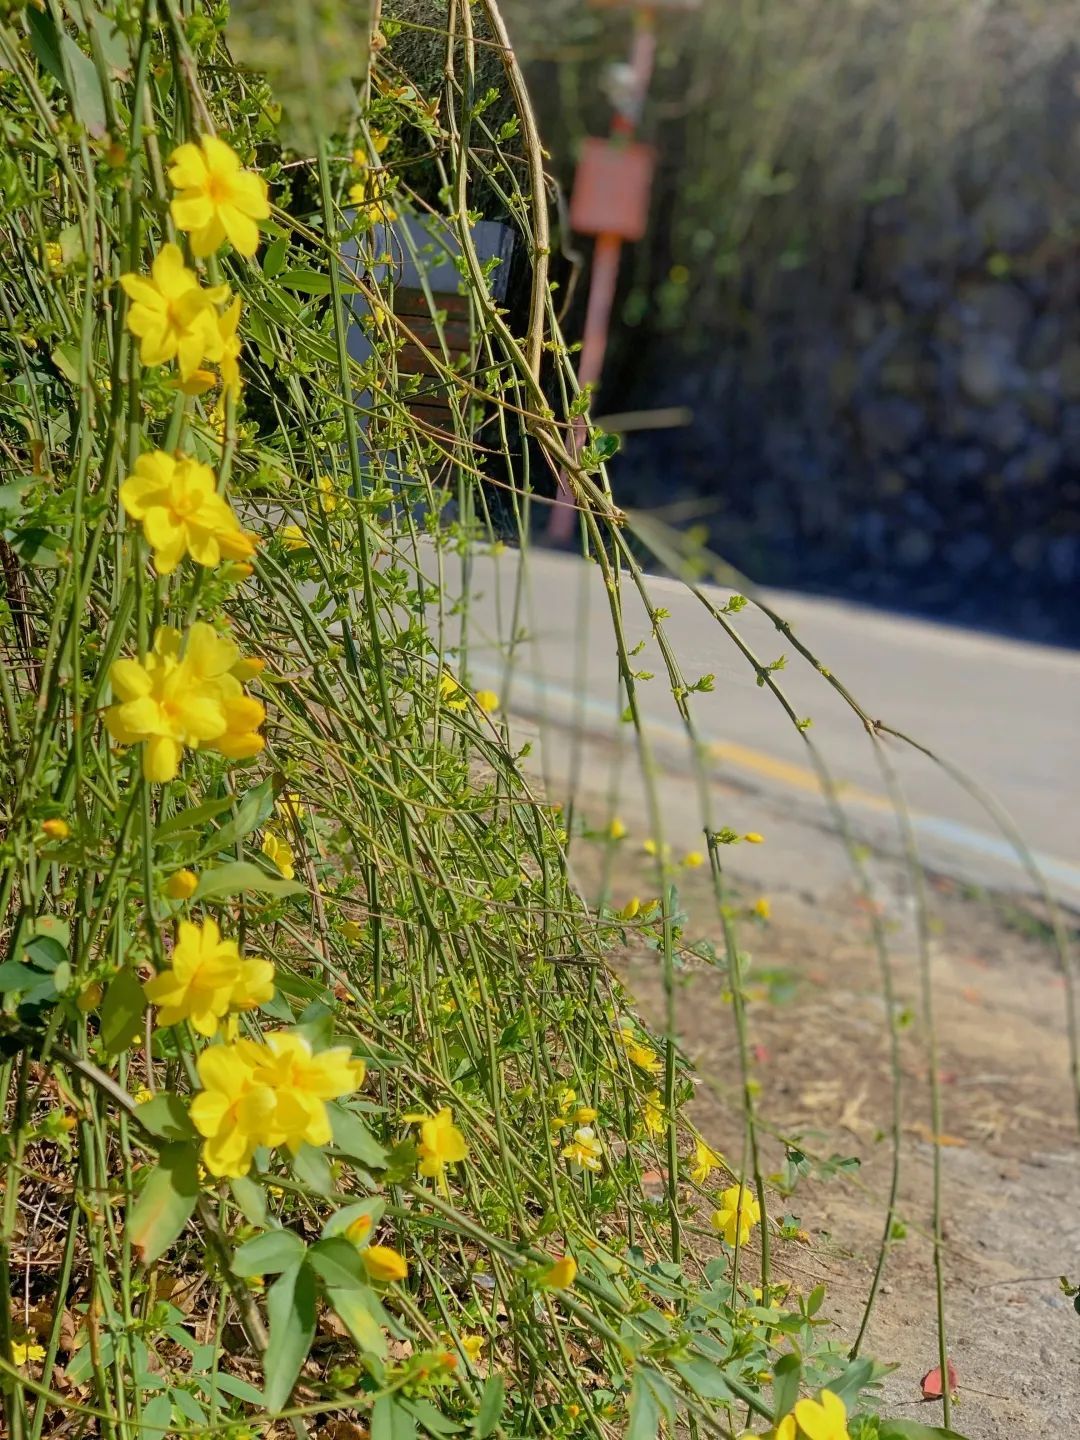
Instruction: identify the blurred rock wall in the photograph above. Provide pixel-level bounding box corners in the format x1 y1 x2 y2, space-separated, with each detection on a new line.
617 160 1080 644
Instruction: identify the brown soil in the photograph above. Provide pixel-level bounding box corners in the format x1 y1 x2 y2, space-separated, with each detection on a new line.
614 869 1080 1438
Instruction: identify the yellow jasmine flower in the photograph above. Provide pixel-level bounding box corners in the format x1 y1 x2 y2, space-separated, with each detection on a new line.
143 917 273 1036
120 244 229 379
620 896 641 920
40 818 69 840
573 1106 597 1124
105 623 266 781
753 896 771 919
619 1025 661 1073
276 792 305 823
690 1138 723 1187
316 474 339 514
642 1089 665 1138
681 850 704 869
248 1031 366 1153
711 1183 761 1248
348 170 398 225
104 630 228 783
217 295 243 398
538 1255 577 1290
353 130 389 166
562 1125 603 1173
775 1389 850 1440
459 1333 484 1363
438 672 469 711
44 241 63 270
175 623 267 762
280 524 308 552
120 451 256 575
261 830 295 880
474 689 499 714
134 1087 154 1106
190 1041 275 1178
607 817 627 840
164 869 199 900
362 1245 408 1283
411 1106 468 1190
11 1339 46 1367
340 920 365 943
168 134 270 257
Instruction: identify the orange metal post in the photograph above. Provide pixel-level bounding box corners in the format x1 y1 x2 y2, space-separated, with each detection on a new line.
547 7 659 543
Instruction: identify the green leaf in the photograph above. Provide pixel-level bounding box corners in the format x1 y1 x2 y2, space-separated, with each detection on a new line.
474 1374 505 1438
0 479 32 519
308 1236 368 1290
193 861 306 902
193 1371 264 1405
277 268 334 295
670 1356 732 1402
230 1175 269 1227
263 1262 317 1411
402 1398 463 1436
291 1141 333 1195
627 1370 660 1440
0 961 38 994
10 527 65 569
772 1353 802 1419
129 1143 199 1264
372 1394 418 1440
59 33 107 135
135 1093 195 1142
325 1284 389 1359
50 344 81 385
156 796 237 840
232 1229 307 1277
263 236 288 278
22 934 67 970
212 778 275 851
329 1102 387 1168
25 9 64 86
825 1356 875 1411
100 967 145 1055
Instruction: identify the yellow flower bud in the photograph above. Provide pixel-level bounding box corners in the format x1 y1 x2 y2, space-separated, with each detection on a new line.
40 818 70 840
164 869 199 900
362 1244 408 1283
539 1255 577 1290
231 656 265 681
743 832 764 844
474 689 499 714
345 1214 373 1244
77 982 103 1011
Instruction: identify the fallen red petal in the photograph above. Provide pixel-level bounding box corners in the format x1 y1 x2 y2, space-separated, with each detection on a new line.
920 1359 958 1400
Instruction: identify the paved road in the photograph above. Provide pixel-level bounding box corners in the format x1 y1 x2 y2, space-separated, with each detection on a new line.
441 545 1080 907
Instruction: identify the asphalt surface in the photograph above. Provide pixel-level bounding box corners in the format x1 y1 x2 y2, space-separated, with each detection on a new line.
441 544 1080 908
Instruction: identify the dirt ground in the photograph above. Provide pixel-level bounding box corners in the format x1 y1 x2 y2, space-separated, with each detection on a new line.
613 868 1080 1438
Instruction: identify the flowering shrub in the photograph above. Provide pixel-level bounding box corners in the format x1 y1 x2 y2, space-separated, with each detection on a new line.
0 4 966 1440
